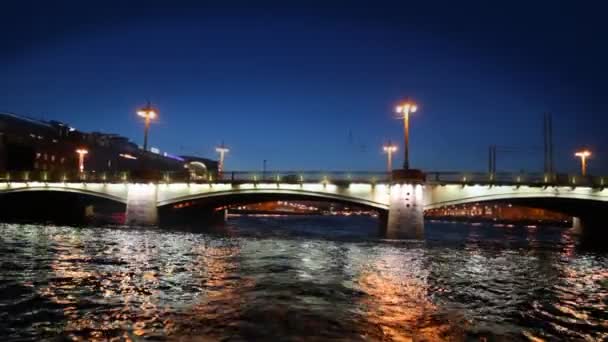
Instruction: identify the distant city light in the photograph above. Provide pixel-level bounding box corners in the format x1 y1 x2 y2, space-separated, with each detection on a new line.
382 141 398 172
119 153 137 160
163 152 185 161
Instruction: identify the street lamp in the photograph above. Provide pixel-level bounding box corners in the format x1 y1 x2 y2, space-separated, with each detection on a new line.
574 149 591 176
382 141 398 172
75 148 88 173
137 102 157 152
216 142 229 177
395 99 418 170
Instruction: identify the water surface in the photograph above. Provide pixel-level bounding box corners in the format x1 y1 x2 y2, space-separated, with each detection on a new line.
0 217 607 340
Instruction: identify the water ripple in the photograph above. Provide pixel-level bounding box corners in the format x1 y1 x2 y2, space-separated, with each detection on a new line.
0 218 606 340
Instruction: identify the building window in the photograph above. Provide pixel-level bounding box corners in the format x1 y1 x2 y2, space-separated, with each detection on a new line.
36 153 41 159
51 155 55 162
60 157 65 164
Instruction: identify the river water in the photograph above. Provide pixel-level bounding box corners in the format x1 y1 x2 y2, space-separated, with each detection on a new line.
0 216 607 341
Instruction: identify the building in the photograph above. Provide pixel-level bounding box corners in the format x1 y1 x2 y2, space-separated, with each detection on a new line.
0 112 218 177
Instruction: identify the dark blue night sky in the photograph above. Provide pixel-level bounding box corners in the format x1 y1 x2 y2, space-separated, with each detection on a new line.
1 1 606 173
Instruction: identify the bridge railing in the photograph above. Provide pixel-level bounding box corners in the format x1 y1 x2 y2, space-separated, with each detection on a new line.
0 170 132 183
426 172 607 188
0 170 393 184
217 171 392 183
0 170 605 188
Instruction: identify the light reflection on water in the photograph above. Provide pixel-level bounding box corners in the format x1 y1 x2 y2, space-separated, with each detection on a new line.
0 217 607 341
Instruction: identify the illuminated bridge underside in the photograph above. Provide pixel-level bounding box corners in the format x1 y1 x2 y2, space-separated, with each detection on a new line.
156 183 391 210
2 182 607 210
0 182 391 210
0 183 129 203
1 181 608 238
425 184 608 209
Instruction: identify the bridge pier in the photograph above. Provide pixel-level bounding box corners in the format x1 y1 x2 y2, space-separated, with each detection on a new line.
125 184 159 225
385 183 425 239
571 215 608 250
572 217 584 235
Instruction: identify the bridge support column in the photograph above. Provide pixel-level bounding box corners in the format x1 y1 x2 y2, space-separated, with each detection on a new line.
571 217 583 235
125 184 159 225
572 214 608 250
385 183 425 239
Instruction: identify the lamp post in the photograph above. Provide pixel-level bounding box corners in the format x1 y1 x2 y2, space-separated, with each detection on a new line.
382 141 398 172
395 100 418 170
137 102 157 152
75 148 88 173
216 142 229 177
575 149 591 176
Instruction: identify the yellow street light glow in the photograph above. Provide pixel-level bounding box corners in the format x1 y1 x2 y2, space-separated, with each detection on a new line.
137 109 157 119
394 99 419 170
574 149 592 176
75 148 88 173
137 102 158 151
216 143 230 178
382 141 398 172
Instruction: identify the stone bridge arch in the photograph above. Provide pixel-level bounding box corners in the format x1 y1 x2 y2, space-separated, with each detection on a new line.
424 184 608 211
0 183 128 204
157 187 390 211
424 184 608 235
0 182 129 224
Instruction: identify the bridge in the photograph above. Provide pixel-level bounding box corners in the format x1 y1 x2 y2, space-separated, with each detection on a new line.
0 170 607 238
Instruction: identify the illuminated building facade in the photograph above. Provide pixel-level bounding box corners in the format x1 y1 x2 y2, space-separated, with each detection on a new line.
0 112 217 175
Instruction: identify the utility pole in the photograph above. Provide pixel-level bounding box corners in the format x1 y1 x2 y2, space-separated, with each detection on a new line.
543 113 549 174
488 145 496 174
543 113 554 175
548 113 554 174
488 145 493 174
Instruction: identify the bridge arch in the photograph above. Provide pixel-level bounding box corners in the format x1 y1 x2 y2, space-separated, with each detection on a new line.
424 185 608 218
0 185 128 224
157 188 389 211
0 185 127 204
